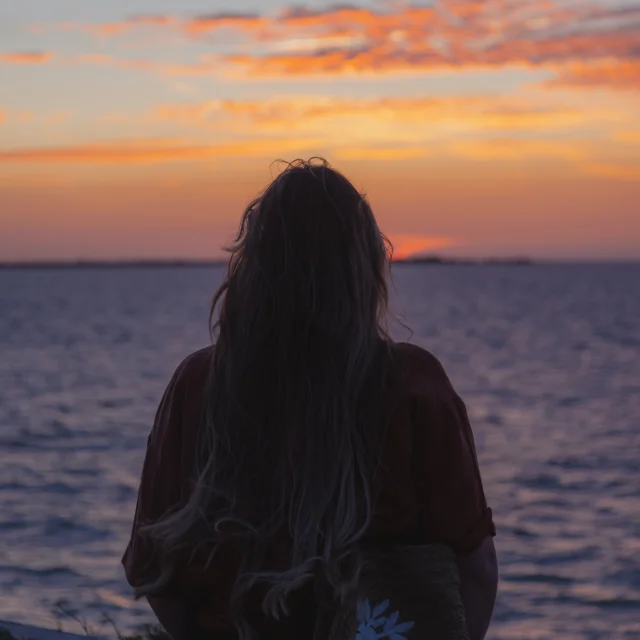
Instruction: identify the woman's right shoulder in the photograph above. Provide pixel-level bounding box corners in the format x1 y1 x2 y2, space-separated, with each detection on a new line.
388 341 456 401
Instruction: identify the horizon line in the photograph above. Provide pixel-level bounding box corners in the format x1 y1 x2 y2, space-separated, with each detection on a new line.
0 256 639 269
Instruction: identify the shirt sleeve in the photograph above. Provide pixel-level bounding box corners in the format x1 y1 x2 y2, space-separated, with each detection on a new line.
121 361 187 596
412 391 496 555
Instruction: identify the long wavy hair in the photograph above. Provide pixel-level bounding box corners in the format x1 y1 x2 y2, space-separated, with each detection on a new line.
137 158 395 638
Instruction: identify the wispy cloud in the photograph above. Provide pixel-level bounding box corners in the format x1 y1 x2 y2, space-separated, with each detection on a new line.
0 109 66 125
0 51 53 64
2 128 623 184
220 8 640 81
0 137 324 164
449 138 588 161
334 146 431 161
57 15 175 37
142 94 626 173
66 52 220 77
545 59 640 91
184 12 269 35
582 161 640 181
45 1 640 89
149 95 611 134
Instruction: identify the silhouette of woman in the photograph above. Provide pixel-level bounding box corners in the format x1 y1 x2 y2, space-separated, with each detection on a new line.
122 158 497 640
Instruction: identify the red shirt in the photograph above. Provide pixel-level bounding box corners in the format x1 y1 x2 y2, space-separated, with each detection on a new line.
122 341 495 635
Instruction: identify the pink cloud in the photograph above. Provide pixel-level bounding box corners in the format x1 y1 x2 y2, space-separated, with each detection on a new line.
0 137 324 164
38 1 640 90
58 15 175 37
0 51 53 64
184 12 268 35
545 59 640 91
150 95 595 133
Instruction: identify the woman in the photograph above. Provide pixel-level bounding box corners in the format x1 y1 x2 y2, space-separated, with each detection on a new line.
122 158 498 640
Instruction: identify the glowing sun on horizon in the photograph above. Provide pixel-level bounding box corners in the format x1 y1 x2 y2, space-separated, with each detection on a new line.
388 235 456 260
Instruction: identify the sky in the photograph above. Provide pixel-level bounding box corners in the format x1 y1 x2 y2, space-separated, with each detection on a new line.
0 0 639 261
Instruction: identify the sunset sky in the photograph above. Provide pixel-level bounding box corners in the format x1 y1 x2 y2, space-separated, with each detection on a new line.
1 0 639 261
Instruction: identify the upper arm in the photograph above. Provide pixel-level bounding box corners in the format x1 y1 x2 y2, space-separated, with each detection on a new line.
412 389 496 554
122 361 187 590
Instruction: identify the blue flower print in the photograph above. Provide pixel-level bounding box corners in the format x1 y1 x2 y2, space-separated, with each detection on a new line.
355 598 415 640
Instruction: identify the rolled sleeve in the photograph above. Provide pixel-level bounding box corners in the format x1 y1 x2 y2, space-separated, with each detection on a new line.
412 391 496 555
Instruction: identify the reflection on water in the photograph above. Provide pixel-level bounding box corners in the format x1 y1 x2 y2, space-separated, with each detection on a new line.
1 264 639 638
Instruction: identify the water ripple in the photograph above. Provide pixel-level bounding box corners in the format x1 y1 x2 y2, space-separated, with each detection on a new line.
1 264 639 638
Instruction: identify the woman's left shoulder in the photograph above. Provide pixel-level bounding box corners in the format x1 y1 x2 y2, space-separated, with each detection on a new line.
180 345 214 370
173 345 215 386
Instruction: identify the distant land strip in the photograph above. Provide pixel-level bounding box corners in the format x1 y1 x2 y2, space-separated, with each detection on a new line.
0 259 227 269
0 257 535 269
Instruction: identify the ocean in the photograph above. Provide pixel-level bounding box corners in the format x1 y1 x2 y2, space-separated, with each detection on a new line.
1 264 639 639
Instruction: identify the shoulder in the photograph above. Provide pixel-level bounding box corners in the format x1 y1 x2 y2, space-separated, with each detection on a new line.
169 345 215 396
390 341 446 375
177 345 214 374
389 341 457 402
152 346 214 437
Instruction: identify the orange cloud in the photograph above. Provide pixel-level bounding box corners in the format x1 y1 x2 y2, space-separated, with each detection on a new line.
583 162 640 181
388 234 456 260
200 1 640 83
38 0 640 94
56 12 267 39
59 15 174 37
270 5 439 44
227 0 640 77
185 13 269 36
223 47 427 77
66 52 220 78
0 109 64 125
334 147 430 161
222 26 640 79
58 7 409 40
152 101 224 123
546 59 640 91
47 0 640 84
449 138 588 161
0 137 324 164
150 95 603 134
0 51 53 64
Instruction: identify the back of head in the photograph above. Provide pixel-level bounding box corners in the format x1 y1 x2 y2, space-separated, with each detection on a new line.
219 157 389 348
146 158 394 638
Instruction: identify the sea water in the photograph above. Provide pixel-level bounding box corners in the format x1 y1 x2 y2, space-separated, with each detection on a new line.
1 264 639 639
